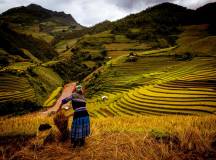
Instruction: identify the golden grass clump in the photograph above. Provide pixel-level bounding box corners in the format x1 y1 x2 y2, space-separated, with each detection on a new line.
53 112 69 141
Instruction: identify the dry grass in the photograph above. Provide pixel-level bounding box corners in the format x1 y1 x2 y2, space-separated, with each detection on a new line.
1 115 216 159
174 24 216 56
107 51 131 58
54 112 69 141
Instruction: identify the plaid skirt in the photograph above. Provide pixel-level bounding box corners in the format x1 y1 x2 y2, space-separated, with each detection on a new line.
71 116 90 140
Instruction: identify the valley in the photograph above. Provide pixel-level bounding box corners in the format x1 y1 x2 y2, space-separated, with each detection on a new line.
0 2 216 160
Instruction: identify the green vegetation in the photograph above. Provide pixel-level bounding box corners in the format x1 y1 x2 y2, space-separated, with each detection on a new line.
0 73 38 115
0 64 63 115
1 2 216 160
43 87 63 107
84 53 216 117
28 66 63 104
0 23 57 62
21 48 42 63
2 62 35 72
54 39 77 53
14 25 54 43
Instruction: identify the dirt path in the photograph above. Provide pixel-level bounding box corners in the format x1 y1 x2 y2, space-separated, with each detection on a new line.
41 82 76 116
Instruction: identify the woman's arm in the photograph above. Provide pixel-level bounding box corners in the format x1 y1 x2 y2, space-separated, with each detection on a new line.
57 95 73 112
57 103 63 113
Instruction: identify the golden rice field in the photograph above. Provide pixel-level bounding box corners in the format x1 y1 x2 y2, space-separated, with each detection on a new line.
87 56 216 118
0 73 36 103
0 65 63 110
0 115 216 159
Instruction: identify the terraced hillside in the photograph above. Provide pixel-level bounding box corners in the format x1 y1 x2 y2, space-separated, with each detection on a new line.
0 63 64 115
0 73 37 115
65 30 163 63
86 55 216 117
0 73 35 102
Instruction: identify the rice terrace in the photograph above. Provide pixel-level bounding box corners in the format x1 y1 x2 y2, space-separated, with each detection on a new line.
0 1 216 160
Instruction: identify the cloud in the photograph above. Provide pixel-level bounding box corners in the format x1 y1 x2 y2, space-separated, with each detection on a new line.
0 0 215 26
60 0 128 26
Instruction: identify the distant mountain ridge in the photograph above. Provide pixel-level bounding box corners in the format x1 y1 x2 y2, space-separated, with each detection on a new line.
58 2 216 41
1 3 80 26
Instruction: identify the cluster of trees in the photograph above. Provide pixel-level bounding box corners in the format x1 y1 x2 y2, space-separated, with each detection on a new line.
54 20 113 43
51 58 92 82
110 3 191 44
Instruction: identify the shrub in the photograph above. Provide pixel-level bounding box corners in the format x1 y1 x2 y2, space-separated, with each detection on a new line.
100 48 107 57
175 52 193 61
0 54 9 66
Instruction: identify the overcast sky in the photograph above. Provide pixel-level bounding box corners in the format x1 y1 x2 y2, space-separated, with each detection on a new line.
0 0 215 26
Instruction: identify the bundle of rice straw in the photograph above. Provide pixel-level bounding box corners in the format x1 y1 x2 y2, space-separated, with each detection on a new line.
54 112 69 141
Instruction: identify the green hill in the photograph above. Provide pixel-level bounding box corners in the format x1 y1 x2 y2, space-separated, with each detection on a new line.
0 4 83 44
0 23 57 64
60 2 215 42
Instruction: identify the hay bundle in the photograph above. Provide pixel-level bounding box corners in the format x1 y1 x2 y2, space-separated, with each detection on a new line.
54 112 69 141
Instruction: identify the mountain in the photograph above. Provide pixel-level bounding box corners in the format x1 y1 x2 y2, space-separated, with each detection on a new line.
0 3 83 65
0 4 83 45
196 2 216 24
63 2 216 41
60 3 195 42
1 3 81 27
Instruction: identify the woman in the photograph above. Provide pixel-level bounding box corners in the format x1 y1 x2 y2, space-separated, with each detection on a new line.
57 84 90 148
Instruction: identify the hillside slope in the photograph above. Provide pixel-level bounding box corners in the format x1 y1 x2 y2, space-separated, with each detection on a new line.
0 23 57 64
83 24 216 117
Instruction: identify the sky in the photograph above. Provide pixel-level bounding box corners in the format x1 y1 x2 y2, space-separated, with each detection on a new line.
0 0 215 26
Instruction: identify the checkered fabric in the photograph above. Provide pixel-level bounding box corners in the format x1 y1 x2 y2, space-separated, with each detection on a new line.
71 116 90 140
